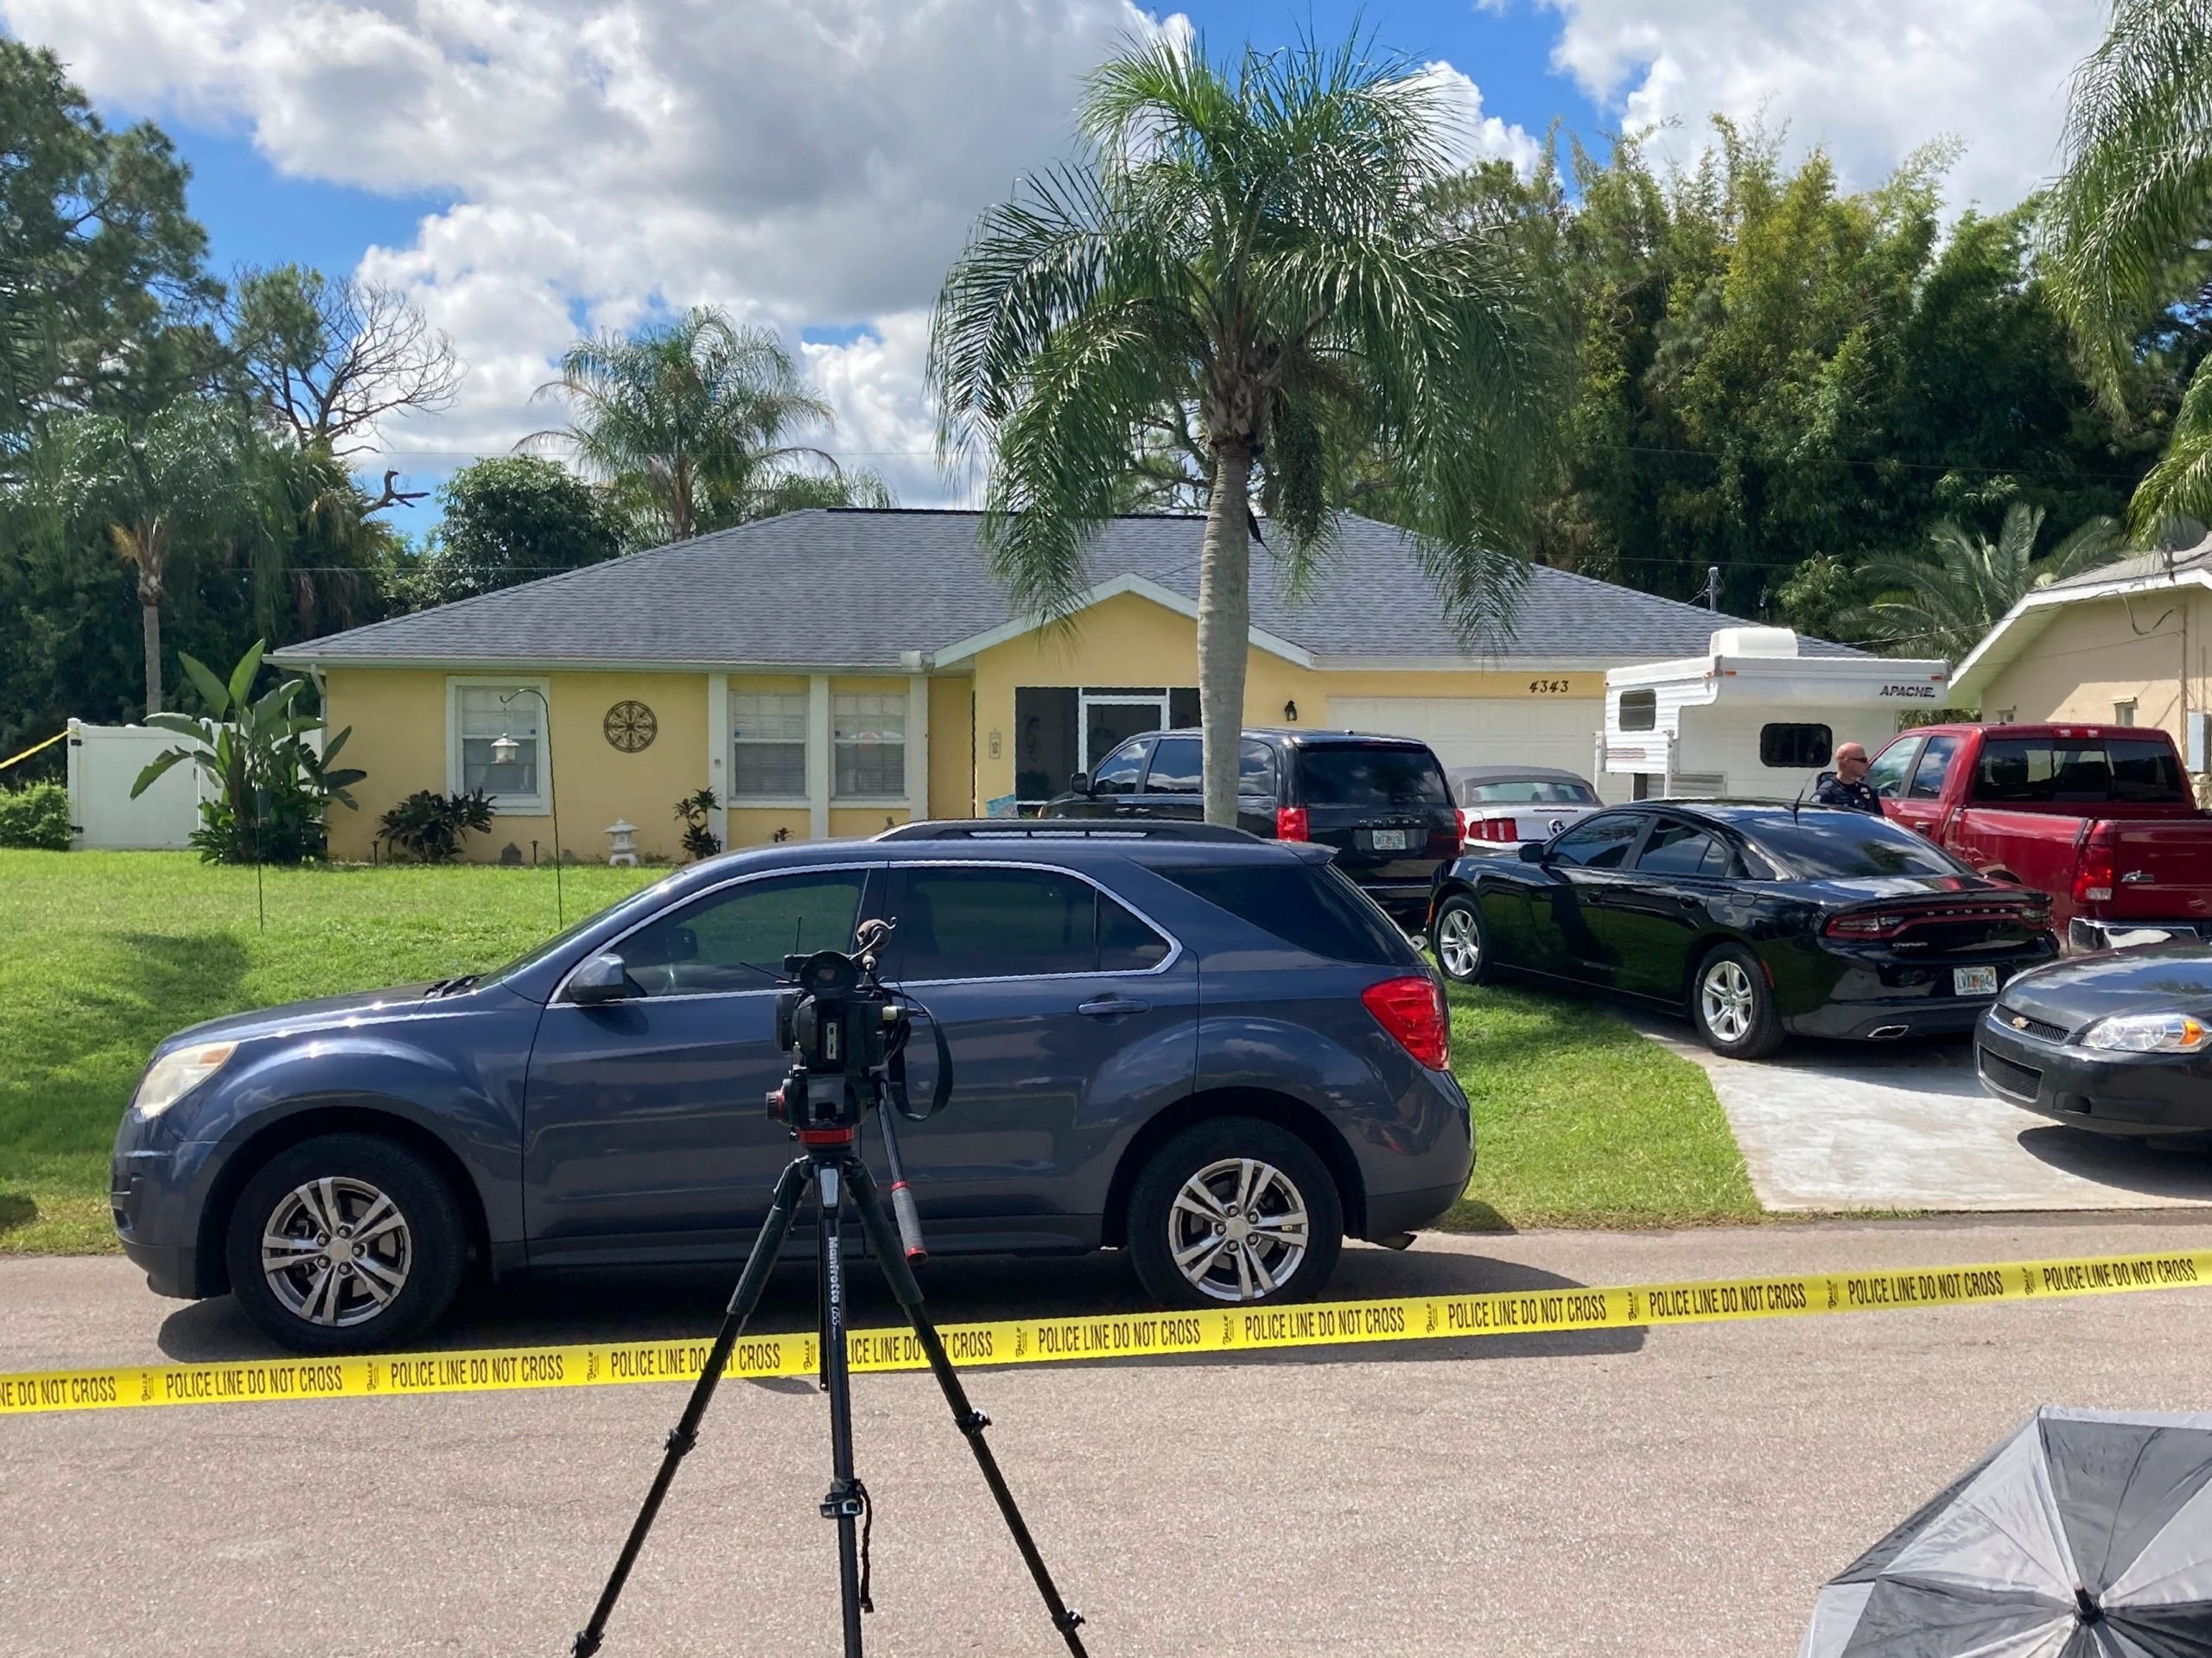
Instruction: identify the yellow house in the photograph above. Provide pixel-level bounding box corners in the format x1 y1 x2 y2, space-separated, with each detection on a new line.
1950 538 2212 780
270 508 1822 862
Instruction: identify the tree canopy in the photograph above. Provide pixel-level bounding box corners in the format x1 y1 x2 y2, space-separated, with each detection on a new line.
932 30 1564 822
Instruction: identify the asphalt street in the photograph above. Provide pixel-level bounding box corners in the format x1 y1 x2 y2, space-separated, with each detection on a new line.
4 1216 2210 1658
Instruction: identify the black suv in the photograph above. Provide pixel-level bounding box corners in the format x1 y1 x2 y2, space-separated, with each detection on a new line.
1043 728 1459 925
113 823 1473 1352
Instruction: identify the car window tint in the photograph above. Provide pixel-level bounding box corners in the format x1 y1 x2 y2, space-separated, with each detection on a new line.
1865 737 1923 800
1097 892 1172 971
1906 734 1961 799
2107 739 2185 802
1153 862 1411 964
1637 820 1722 876
1090 739 1148 793
1298 746 1448 806
1974 736 2183 804
896 868 1097 980
1738 813 1966 878
616 869 871 996
1143 736 1202 794
1549 815 1643 868
1240 740 1279 797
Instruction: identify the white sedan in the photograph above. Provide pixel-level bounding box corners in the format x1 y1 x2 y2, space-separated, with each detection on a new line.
1448 765 1603 850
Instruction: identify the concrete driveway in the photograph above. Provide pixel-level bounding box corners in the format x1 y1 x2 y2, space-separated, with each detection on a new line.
1632 1017 2212 1212
5 1218 2212 1658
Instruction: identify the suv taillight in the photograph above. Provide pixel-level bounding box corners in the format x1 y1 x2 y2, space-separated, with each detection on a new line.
1362 975 1450 1070
2075 827 2117 907
1275 805 1309 842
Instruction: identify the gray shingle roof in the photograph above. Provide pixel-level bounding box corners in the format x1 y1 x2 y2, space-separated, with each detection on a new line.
271 509 1862 667
2039 534 2212 593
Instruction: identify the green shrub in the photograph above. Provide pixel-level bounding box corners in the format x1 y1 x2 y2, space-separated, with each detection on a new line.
379 789 495 862
0 782 70 850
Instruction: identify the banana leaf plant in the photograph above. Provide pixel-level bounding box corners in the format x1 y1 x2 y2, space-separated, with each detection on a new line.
130 639 367 864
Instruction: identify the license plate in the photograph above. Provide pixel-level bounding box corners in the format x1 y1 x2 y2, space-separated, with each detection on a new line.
1369 829 1408 852
1953 966 1999 997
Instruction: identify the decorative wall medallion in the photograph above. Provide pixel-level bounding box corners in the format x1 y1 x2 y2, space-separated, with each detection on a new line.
603 700 658 753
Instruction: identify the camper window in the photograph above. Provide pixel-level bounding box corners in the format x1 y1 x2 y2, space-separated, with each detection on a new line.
1758 723 1833 769
1619 689 1657 731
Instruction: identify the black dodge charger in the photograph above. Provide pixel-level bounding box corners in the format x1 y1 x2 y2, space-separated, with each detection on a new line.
1427 803 2058 1058
1976 944 2212 1139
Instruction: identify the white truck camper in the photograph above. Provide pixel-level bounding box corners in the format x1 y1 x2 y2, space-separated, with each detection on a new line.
1599 628 1949 802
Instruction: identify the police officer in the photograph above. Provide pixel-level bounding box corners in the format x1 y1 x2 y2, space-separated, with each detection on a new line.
1813 741 1884 813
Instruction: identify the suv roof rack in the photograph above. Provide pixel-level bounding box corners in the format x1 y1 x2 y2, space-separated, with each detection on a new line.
876 819 1259 844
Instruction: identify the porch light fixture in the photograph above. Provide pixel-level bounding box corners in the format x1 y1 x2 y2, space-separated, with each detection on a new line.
1283 700 1298 723
497 688 563 927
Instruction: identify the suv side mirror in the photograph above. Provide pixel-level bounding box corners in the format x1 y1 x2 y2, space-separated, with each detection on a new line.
568 952 633 1006
1517 841 1548 864
1068 772 1092 797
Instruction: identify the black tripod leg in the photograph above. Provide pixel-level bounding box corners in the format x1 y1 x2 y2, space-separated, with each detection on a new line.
570 1154 812 1658
815 1163 868 1658
842 1159 1090 1657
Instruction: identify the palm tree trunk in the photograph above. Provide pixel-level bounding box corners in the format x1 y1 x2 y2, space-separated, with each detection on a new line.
141 602 162 718
1197 444 1254 825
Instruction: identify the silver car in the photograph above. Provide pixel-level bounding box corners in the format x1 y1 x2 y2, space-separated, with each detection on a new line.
1448 765 1602 851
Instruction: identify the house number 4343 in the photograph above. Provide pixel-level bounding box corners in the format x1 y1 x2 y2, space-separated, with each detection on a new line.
1527 678 1571 695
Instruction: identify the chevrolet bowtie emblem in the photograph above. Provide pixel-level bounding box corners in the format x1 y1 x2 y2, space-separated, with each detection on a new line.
2010 1015 2030 1030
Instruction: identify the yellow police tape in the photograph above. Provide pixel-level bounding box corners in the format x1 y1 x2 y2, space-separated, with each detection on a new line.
3 1245 2205 1418
0 728 63 775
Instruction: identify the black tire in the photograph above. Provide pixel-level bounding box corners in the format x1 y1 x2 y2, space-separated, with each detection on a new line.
1429 892 1492 985
225 1133 467 1355
1688 943 1784 1060
1127 1118 1344 1308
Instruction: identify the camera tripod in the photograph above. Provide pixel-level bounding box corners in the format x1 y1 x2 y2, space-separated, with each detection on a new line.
570 1113 1091 1658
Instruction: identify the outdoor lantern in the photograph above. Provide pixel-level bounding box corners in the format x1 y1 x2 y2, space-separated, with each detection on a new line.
491 732 519 765
1283 700 1298 723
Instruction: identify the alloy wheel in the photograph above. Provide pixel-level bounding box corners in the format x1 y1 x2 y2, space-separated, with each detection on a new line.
260 1176 412 1328
1435 905 1481 978
1700 959 1756 1045
1167 1156 1310 1303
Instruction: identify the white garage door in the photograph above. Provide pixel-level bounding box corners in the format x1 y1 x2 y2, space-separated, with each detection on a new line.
1325 696 1624 800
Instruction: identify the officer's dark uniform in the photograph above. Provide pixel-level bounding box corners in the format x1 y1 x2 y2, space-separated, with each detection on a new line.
1812 771 1884 814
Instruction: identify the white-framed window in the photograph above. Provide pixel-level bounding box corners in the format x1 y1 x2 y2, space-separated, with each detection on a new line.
2114 699 2138 727
834 691 906 799
448 678 550 814
731 690 809 799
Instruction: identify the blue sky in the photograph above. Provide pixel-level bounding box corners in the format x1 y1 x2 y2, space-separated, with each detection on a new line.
16 0 2101 537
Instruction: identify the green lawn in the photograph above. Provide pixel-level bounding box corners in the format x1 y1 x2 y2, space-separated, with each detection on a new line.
0 851 1759 1255
0 852 663 1255
1441 981 1762 1230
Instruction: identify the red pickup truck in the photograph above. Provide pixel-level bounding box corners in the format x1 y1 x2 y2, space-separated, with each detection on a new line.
1866 723 2212 950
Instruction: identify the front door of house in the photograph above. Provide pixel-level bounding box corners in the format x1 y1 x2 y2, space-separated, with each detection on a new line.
1081 690 1169 772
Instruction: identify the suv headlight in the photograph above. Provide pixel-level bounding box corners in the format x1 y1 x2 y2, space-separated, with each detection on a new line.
131 1041 237 1119
2079 1013 2209 1054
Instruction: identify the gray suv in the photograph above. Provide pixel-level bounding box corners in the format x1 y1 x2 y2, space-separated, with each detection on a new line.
111 823 1474 1353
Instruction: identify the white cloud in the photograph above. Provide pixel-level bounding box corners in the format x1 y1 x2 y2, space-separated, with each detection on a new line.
3 0 1553 511
1540 0 2107 214
1415 61 1543 178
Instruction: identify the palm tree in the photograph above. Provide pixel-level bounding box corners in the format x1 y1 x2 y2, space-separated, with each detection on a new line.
41 402 245 715
1850 504 2126 660
2046 0 2212 538
525 306 888 544
930 31 1561 824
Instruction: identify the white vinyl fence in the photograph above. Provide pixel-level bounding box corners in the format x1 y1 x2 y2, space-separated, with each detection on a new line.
67 721 207 849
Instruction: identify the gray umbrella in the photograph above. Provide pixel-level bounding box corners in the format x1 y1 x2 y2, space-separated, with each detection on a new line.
1802 1407 2212 1658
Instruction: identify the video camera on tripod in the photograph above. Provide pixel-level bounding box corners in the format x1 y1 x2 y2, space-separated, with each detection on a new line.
570 917 1088 1658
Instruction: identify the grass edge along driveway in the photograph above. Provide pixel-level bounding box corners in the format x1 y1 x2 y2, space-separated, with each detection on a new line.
0 852 1758 1256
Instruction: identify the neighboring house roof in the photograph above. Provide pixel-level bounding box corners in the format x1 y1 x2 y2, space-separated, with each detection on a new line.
1950 533 2212 703
270 508 1865 671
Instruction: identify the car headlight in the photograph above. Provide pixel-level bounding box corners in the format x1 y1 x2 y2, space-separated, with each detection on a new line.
2079 1013 2210 1054
131 1041 237 1118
